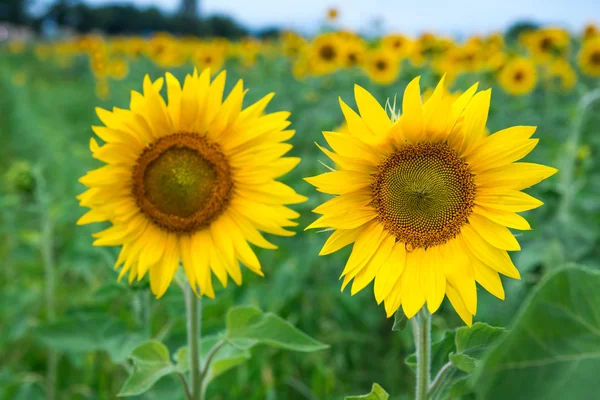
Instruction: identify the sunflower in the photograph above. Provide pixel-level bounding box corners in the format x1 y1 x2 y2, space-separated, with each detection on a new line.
342 38 366 68
525 28 570 63
308 33 343 75
305 77 556 325
545 59 577 91
362 49 401 85
578 37 600 77
192 43 226 72
78 69 305 298
381 34 414 59
498 57 538 96
107 58 129 80
583 23 598 41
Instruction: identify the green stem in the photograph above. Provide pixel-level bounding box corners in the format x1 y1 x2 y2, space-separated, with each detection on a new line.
412 308 431 400
427 362 453 399
557 88 600 222
34 168 58 400
184 283 202 400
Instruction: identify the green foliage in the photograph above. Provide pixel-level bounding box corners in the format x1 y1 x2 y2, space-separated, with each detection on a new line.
226 305 330 352
117 305 327 396
118 341 176 397
405 323 505 398
345 383 389 399
392 309 408 332
471 267 600 400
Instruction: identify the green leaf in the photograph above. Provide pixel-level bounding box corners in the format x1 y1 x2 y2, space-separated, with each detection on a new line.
174 347 189 374
449 353 478 373
118 340 176 397
472 267 600 400
35 313 146 363
455 323 505 355
448 377 473 399
344 383 389 399
226 306 328 352
392 309 408 332
205 344 252 383
226 305 263 332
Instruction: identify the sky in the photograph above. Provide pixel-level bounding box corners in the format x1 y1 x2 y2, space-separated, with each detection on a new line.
74 0 600 36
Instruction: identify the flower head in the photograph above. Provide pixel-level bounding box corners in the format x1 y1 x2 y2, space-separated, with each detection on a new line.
78 69 305 298
306 77 556 325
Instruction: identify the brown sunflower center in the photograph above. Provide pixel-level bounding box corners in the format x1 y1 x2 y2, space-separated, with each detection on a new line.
375 59 388 71
133 133 233 232
540 37 553 51
372 142 476 250
514 70 525 82
590 51 600 65
319 44 336 61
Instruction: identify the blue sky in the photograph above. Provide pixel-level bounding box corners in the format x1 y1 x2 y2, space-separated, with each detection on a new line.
70 0 599 36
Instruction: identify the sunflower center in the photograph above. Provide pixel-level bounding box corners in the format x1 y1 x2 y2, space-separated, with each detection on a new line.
133 133 233 233
375 60 388 71
320 45 336 61
372 142 476 250
514 70 525 82
590 51 600 65
540 37 553 51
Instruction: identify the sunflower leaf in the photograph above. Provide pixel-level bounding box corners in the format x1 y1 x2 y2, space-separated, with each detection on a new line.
471 266 600 400
344 383 389 399
118 340 176 397
454 322 506 355
225 305 328 352
392 309 408 331
449 352 478 373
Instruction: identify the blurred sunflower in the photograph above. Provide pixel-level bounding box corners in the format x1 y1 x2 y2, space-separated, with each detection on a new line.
107 58 129 80
281 31 307 58
362 49 400 85
583 23 598 41
308 33 343 75
78 69 305 298
306 77 556 325
327 8 339 21
498 57 538 96
525 27 570 63
578 37 600 77
546 59 577 91
192 43 226 72
381 34 413 59
342 38 366 68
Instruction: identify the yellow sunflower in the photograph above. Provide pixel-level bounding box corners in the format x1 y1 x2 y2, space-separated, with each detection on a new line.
498 57 538 96
305 77 556 325
308 33 343 75
381 34 414 59
362 49 401 85
578 37 600 77
78 69 305 298
545 59 577 91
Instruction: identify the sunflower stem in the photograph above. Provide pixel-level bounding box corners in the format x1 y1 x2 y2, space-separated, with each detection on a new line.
412 307 431 400
558 88 600 222
184 283 203 400
34 167 59 400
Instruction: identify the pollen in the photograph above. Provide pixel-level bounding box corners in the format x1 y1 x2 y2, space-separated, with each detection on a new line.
372 142 476 249
132 133 233 233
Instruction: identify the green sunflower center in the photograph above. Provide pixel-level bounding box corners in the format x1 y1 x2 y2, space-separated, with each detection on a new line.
133 133 233 232
372 142 476 250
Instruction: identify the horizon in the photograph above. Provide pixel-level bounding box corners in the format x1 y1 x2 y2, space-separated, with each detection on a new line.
28 0 599 37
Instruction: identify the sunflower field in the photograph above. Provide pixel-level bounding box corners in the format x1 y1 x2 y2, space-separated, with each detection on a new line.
1 21 600 400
